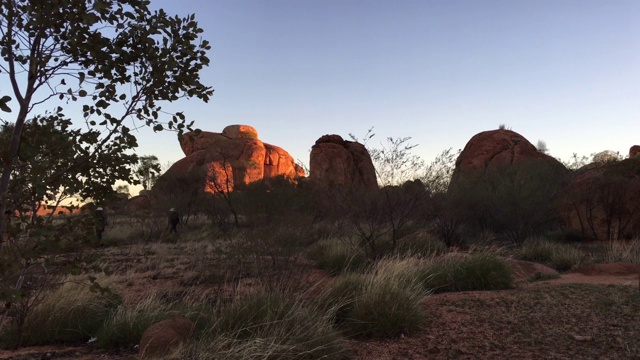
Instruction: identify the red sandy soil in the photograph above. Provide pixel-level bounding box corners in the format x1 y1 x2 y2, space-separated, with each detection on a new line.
1 262 638 360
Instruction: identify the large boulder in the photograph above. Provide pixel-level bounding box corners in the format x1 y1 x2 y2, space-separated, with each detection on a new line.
630 145 640 158
309 134 377 189
157 125 303 195
450 129 567 186
557 157 640 241
448 129 569 240
139 315 196 359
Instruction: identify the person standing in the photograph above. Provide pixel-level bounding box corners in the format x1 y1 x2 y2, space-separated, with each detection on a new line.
94 207 107 242
168 208 180 234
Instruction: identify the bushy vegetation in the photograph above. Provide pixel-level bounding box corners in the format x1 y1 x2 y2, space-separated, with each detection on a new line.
315 261 427 338
517 238 588 271
594 240 640 264
308 238 370 275
178 292 346 360
1 278 122 348
96 293 185 349
419 253 514 293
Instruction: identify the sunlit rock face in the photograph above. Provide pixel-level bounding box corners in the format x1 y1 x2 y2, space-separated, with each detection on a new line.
309 134 377 190
155 124 304 195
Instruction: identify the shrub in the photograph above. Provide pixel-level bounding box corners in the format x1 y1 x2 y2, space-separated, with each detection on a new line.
419 253 514 293
394 233 447 258
308 239 369 275
180 292 345 360
595 240 640 264
96 293 180 349
314 273 368 325
1 278 122 347
316 265 427 338
518 238 588 271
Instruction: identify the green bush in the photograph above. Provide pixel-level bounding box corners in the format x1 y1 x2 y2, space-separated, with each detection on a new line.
186 292 345 360
1 279 122 347
314 273 368 324
96 294 180 349
308 239 369 275
316 265 426 338
518 238 588 271
419 253 514 293
394 233 447 258
346 278 425 338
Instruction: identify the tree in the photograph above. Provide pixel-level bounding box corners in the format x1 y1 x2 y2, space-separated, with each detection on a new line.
115 184 130 198
0 0 213 330
0 0 213 242
134 155 161 190
1 115 134 222
536 140 549 154
420 148 460 194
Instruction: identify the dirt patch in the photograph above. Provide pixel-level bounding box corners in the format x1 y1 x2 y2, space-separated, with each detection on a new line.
573 262 640 276
351 283 640 360
507 259 559 281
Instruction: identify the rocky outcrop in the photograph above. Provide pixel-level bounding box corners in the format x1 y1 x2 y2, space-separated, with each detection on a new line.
156 125 304 195
557 158 640 241
139 315 196 359
447 129 570 241
630 145 640 158
450 129 567 187
309 134 377 189
124 195 151 213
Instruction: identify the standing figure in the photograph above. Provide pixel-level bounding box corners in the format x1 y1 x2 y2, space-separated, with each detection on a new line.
168 208 180 234
94 207 107 242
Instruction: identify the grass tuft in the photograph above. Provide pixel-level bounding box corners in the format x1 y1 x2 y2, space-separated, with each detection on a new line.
419 253 514 293
1 277 121 347
175 292 345 360
308 238 369 275
316 260 427 338
518 238 588 271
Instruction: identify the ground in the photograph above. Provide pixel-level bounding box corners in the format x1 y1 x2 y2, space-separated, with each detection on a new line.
1 250 638 360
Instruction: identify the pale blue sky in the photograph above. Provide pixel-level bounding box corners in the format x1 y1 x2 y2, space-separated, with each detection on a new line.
3 0 639 174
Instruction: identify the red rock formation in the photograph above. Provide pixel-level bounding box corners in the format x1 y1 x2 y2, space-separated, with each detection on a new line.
309 134 377 189
558 158 640 241
158 125 303 194
139 315 196 359
630 145 640 158
450 129 567 186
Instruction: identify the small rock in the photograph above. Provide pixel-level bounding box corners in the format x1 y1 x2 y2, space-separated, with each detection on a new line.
571 334 593 341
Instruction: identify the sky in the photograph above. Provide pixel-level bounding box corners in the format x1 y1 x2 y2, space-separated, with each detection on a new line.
2 0 639 193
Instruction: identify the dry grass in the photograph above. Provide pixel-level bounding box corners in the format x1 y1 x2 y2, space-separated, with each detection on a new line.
595 239 640 264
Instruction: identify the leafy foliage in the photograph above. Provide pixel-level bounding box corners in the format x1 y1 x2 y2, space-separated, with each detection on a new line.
134 155 161 190
0 0 212 328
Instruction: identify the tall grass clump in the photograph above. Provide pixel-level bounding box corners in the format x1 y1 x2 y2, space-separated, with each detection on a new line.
595 240 640 264
394 233 447 258
96 293 195 349
316 260 427 338
175 292 345 360
1 277 122 347
308 238 369 275
419 253 514 293
518 238 588 271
